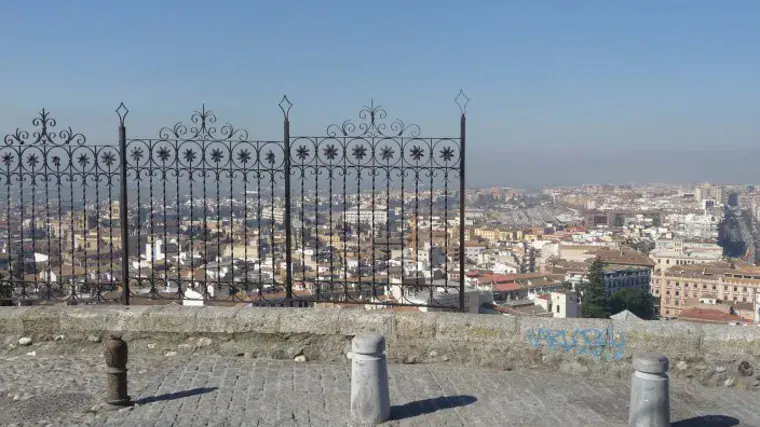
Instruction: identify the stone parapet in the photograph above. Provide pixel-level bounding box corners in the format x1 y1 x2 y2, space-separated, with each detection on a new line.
2 306 759 390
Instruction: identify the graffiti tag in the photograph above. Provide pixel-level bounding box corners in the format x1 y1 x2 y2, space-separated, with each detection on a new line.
524 327 625 361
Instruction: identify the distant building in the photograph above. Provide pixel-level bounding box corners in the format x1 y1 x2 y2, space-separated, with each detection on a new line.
463 244 487 264
342 205 388 227
547 246 654 297
550 290 580 318
656 261 760 318
492 298 552 317
650 239 723 296
695 182 724 205
727 192 739 207
599 264 651 297
387 280 485 314
486 290 579 318
677 305 744 324
260 207 285 224
672 213 719 240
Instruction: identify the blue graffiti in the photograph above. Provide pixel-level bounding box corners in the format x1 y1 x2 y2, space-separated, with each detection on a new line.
524 327 625 361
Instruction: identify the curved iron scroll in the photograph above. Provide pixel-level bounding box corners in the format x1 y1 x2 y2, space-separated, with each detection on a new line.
123 106 288 305
1 110 121 304
289 97 465 309
4 109 86 146
0 93 467 309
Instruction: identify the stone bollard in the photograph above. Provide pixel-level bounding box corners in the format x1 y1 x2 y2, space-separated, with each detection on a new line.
104 332 132 409
628 352 669 427
350 333 391 425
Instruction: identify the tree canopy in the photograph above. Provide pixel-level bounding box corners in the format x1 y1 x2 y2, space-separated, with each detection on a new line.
609 287 658 320
580 258 610 318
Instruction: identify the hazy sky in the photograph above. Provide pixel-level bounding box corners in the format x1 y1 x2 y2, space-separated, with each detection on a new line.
1 1 759 188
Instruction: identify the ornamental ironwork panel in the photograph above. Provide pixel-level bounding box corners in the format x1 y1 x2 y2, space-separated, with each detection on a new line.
0 92 468 310
287 94 467 309
0 110 122 303
123 106 288 305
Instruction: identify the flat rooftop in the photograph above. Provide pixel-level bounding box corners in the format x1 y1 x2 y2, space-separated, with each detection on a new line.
1 356 758 426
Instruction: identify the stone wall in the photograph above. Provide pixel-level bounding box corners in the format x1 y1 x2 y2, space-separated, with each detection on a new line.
1 306 759 390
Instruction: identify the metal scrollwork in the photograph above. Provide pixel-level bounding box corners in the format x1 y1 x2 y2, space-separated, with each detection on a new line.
158 105 250 142
2 94 467 309
4 109 86 146
326 100 421 138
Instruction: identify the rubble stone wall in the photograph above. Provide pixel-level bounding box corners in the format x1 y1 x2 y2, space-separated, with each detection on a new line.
2 306 758 390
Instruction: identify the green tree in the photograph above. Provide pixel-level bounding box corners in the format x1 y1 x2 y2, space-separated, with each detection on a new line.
11 251 25 280
609 287 658 320
580 258 610 318
0 270 11 305
2 251 24 306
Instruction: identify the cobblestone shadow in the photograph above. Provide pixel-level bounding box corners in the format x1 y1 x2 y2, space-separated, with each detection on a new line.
390 395 477 420
135 386 218 405
672 415 740 427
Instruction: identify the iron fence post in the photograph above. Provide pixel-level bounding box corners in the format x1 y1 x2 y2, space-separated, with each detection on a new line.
281 96 293 305
117 104 130 305
458 100 467 312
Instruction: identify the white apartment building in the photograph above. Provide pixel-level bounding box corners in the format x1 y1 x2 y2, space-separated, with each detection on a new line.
651 239 723 267
672 213 719 240
260 207 285 224
695 182 724 205
552 290 580 318
342 205 388 226
463 245 487 264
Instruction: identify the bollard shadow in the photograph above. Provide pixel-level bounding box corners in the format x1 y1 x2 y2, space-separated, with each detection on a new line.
672 415 740 427
391 395 477 420
135 386 218 405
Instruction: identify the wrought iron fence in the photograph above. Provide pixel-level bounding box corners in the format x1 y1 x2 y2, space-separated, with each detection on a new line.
0 92 468 309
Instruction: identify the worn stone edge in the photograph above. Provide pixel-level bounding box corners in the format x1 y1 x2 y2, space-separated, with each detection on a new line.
3 306 760 359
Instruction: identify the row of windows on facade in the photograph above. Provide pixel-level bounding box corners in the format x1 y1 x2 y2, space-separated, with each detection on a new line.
654 279 750 293
657 259 699 265
662 294 750 304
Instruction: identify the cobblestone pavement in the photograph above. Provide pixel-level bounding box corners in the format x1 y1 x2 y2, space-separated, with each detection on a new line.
0 356 759 427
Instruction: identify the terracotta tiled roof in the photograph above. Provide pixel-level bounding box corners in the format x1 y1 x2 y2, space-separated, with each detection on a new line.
487 274 517 284
492 282 521 292
595 247 655 267
678 308 743 324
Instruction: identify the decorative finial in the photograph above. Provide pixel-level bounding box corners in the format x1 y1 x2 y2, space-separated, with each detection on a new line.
116 103 129 126
279 95 293 120
455 90 470 115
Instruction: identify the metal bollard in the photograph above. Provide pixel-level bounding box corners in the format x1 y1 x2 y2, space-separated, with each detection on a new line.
104 332 132 409
350 333 391 425
628 352 669 427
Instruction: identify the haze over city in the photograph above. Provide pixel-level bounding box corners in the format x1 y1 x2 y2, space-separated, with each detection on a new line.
2 1 759 188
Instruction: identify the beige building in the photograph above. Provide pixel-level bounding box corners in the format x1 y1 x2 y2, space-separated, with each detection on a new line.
650 239 722 295
655 262 760 318
220 242 260 261
472 227 525 244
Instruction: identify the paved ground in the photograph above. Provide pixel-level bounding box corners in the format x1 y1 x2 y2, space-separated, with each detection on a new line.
0 356 758 427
